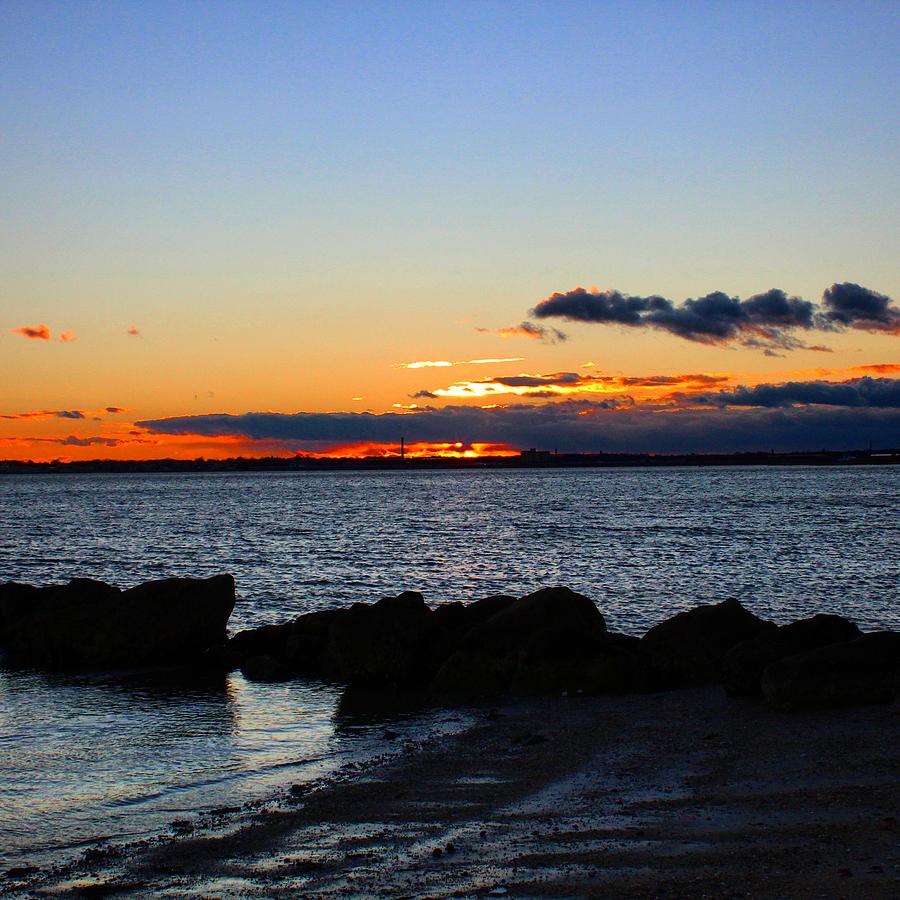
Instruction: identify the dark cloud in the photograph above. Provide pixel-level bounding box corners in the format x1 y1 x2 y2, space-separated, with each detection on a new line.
822 283 900 333
59 436 121 447
694 377 900 409
491 372 584 388
618 373 728 387
530 283 898 351
137 397 900 455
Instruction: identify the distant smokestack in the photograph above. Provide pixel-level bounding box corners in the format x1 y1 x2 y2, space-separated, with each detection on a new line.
400 436 405 461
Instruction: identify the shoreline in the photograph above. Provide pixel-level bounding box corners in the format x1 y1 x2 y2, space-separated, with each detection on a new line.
2 449 899 475
14 687 900 898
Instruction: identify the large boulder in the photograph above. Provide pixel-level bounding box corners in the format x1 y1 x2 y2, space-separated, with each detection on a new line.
225 608 340 677
325 591 433 686
724 613 861 696
580 633 657 695
762 632 900 710
430 586 609 695
0 574 235 670
641 598 773 688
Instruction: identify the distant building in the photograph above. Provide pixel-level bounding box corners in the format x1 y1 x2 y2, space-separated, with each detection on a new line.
520 448 554 464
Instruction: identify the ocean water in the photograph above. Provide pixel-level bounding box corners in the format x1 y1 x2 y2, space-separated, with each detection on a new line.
0 467 897 868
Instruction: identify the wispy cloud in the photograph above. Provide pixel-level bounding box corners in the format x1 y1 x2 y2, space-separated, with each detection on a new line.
59 331 76 343
127 325 140 336
412 370 729 400
478 322 567 344
530 282 899 352
0 407 125 421
849 363 900 374
395 357 525 370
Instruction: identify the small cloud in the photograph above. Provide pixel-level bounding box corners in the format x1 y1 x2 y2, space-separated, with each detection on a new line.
395 357 525 370
105 406 126 413
127 325 140 336
59 331 76 343
351 396 364 401
13 324 51 340
490 322 568 344
395 360 454 369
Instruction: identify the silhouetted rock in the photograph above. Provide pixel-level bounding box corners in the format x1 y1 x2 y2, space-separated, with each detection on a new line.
641 598 773 687
762 632 900 710
430 586 608 695
421 594 517 666
0 574 234 670
239 654 296 682
226 608 340 676
724 613 862 696
581 633 657 695
326 591 435 686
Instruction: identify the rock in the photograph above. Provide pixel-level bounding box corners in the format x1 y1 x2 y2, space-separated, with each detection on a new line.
580 632 656 695
430 586 608 695
762 631 900 710
326 591 432 686
724 613 861 696
226 608 340 675
422 595 517 663
239 653 296 682
0 574 235 670
641 597 773 688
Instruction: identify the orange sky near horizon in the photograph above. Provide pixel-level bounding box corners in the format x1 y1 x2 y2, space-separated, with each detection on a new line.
3 342 899 461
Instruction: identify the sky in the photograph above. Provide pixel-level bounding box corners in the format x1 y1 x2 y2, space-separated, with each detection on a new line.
2 0 899 459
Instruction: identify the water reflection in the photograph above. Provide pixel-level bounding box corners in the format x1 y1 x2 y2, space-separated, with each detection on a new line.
0 667 342 867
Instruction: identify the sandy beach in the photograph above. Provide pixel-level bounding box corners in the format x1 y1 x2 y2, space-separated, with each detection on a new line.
16 686 898 899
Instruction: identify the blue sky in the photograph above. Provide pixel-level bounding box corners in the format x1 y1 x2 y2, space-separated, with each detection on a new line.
2 1 898 456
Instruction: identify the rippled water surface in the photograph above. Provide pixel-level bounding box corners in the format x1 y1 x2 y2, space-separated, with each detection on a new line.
1 467 897 868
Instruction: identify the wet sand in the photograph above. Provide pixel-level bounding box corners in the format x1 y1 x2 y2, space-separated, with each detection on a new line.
21 687 900 898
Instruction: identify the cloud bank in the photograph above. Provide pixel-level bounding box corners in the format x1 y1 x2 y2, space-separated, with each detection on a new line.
693 376 900 409
531 282 899 352
138 380 900 454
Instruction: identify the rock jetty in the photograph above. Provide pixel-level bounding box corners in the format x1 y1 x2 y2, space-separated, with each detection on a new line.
0 575 896 710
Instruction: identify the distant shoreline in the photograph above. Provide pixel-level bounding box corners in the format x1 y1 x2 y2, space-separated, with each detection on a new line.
1 447 899 475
